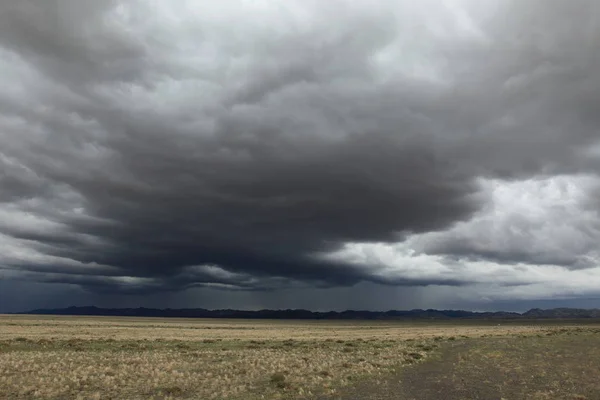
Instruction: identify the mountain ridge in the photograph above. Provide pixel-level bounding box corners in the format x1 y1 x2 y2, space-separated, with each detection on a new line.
11 306 600 320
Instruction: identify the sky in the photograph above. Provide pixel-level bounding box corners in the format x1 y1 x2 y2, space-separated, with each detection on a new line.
2 0 600 313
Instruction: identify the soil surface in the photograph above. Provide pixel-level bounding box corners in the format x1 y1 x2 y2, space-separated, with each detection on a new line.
320 331 600 400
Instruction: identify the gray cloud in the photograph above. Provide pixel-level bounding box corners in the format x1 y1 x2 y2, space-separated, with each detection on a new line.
412 176 600 269
2 0 600 307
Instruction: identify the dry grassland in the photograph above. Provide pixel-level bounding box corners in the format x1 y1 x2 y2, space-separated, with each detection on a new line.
0 315 587 399
334 327 600 399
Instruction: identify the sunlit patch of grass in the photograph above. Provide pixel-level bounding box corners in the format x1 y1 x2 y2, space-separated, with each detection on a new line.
0 325 439 399
0 339 433 399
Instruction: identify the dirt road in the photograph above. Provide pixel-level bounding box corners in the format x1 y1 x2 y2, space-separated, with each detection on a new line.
322 330 600 399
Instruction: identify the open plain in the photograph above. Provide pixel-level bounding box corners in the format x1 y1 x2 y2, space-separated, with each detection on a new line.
1 315 599 399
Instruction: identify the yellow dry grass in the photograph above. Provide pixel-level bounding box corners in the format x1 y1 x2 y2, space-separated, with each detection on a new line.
0 315 552 341
0 315 591 399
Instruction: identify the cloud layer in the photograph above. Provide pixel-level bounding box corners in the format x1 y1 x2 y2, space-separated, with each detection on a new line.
2 0 600 307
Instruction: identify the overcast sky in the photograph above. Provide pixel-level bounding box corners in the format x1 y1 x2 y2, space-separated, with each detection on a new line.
2 0 600 313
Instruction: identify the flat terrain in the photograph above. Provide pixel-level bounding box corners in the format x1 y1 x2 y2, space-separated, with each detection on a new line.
326 328 600 400
0 315 598 399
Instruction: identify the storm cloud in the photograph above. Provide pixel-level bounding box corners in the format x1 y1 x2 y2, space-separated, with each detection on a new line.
2 0 600 310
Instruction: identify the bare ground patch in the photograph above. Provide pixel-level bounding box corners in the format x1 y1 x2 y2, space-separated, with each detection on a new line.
323 327 600 400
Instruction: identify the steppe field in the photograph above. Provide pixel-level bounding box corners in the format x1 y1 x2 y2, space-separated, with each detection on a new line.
1 315 600 400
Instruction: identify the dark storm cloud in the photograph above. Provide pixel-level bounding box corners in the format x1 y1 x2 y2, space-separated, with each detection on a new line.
2 0 600 297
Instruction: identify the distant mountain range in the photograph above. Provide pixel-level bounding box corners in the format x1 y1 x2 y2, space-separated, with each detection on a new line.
14 306 600 319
